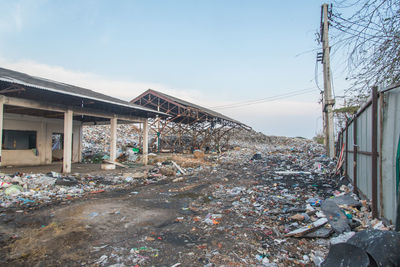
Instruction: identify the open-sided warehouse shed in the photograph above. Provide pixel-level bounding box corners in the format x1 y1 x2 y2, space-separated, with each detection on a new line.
131 89 250 152
0 67 165 172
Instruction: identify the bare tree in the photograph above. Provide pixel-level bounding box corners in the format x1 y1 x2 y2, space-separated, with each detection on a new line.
330 0 400 99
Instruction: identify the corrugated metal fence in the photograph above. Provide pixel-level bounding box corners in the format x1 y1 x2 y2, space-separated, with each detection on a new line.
336 84 400 227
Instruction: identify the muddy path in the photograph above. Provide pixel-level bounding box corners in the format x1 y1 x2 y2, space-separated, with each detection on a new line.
0 172 223 266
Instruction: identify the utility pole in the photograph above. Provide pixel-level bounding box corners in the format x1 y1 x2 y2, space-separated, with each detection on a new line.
320 3 335 158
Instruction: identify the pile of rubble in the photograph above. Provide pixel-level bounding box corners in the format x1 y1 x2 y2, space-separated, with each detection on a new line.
0 170 169 211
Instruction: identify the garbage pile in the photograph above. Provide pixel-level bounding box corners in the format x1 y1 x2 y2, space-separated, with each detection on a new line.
81 125 274 157
0 169 170 210
148 139 395 266
1 130 397 266
82 124 143 162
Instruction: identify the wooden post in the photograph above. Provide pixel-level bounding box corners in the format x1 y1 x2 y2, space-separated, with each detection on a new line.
110 116 117 162
0 97 4 167
63 109 73 173
143 119 149 165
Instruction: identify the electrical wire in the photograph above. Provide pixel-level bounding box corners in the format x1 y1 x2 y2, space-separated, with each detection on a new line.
330 67 336 100
315 59 323 92
210 87 316 109
210 87 318 110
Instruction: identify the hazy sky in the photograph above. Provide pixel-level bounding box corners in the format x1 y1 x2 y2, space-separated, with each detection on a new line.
0 0 350 138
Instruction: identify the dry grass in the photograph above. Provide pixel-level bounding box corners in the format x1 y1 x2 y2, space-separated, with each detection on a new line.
7 207 92 264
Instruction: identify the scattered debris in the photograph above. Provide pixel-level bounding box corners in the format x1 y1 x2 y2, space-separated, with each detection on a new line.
103 160 128 168
347 230 400 266
0 128 395 266
285 218 328 237
321 199 351 234
171 161 186 175
321 243 371 267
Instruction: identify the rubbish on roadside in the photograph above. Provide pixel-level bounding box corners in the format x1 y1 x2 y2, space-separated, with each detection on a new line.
17 197 35 205
103 160 128 168
307 197 322 206
290 213 307 221
321 199 351 234
0 181 12 188
50 171 61 178
323 229 400 266
132 172 147 179
5 185 23 196
171 161 186 175
303 227 333 238
193 150 205 159
285 218 328 237
0 127 396 266
92 245 108 252
251 152 262 160
331 194 361 207
321 243 371 267
89 212 99 218
275 171 311 175
96 255 108 265
346 229 400 266
101 163 115 170
330 231 355 245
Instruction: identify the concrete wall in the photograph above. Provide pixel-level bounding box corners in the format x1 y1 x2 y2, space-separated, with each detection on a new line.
2 113 82 166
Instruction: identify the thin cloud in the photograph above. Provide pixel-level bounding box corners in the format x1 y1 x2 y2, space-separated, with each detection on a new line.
0 0 37 33
0 58 198 102
0 58 321 137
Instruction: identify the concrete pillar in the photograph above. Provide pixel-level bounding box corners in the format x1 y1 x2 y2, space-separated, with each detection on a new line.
0 97 4 167
78 124 83 162
110 116 117 162
155 115 160 152
63 109 73 173
143 119 149 165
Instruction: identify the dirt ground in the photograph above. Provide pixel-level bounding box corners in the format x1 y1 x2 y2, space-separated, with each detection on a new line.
0 144 344 266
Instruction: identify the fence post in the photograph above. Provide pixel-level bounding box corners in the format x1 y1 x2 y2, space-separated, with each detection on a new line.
345 120 349 176
353 116 358 194
372 86 378 218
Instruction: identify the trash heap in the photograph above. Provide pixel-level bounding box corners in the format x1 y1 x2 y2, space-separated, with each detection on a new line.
0 170 170 210
82 124 143 162
1 129 398 266
144 138 396 266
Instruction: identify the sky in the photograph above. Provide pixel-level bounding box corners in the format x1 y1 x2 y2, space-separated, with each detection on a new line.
0 0 350 138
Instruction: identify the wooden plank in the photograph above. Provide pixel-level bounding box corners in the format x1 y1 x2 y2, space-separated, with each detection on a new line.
285 218 328 237
103 159 128 168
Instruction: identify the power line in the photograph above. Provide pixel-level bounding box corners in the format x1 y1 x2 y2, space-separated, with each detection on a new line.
211 87 318 109
210 87 318 110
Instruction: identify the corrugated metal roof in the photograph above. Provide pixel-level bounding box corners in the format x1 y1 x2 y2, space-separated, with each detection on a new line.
132 89 247 126
0 67 164 115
